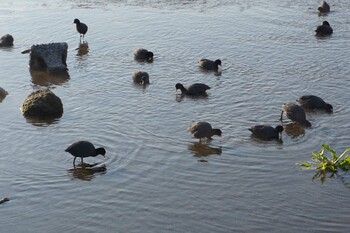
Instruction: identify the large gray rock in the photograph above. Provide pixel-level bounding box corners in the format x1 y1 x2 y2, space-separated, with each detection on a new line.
29 42 68 73
0 34 14 47
21 89 63 118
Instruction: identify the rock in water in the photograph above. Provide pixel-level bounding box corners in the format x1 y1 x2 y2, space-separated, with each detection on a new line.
29 43 68 73
21 89 63 119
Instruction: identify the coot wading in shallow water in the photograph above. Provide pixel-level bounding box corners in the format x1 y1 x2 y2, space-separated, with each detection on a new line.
0 34 14 47
65 141 106 165
318 1 330 13
132 70 150 85
73 18 88 41
198 59 222 71
280 103 311 127
297 95 333 113
134 48 153 62
188 121 222 142
249 125 284 141
315 21 333 36
175 83 210 96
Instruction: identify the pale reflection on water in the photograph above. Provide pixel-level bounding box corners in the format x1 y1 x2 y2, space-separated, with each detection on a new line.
188 141 222 157
76 41 89 57
283 122 306 138
67 163 107 181
30 69 70 86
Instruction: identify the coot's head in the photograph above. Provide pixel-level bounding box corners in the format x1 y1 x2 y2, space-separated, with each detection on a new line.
215 59 222 66
212 129 222 136
96 148 106 157
325 103 333 113
275 125 284 133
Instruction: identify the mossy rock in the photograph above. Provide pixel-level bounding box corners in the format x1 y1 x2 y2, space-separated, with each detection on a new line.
21 89 63 118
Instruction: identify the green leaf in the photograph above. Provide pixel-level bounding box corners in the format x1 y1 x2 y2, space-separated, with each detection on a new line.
301 162 311 167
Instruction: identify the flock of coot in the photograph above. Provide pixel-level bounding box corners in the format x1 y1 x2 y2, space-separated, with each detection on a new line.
33 2 337 164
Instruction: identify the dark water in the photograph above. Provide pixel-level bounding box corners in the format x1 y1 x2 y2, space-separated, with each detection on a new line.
1 0 350 232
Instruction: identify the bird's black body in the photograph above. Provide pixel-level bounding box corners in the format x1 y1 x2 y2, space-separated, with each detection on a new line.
198 59 222 70
73 18 88 40
297 95 333 113
249 125 283 140
134 48 154 61
315 21 333 36
175 83 210 96
65 141 105 165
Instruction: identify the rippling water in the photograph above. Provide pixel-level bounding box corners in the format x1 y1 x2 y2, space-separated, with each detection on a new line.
1 0 350 232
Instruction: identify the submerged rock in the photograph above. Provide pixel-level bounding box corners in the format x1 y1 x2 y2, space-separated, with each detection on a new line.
0 34 14 47
21 89 63 119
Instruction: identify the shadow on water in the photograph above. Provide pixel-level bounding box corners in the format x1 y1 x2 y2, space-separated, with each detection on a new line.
315 33 332 40
188 141 222 161
283 122 305 138
67 163 107 181
30 68 70 87
0 44 14 52
310 170 350 188
24 116 61 126
318 11 330 17
175 93 208 102
249 134 284 144
134 57 154 64
198 67 222 78
132 82 150 92
76 41 89 56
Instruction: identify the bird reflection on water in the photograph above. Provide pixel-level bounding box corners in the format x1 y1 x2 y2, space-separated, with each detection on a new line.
175 92 208 102
188 141 222 162
24 116 61 126
283 122 305 138
67 163 107 181
249 134 284 144
76 41 89 56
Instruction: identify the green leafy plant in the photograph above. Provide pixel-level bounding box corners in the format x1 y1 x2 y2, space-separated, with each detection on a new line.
301 144 350 183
